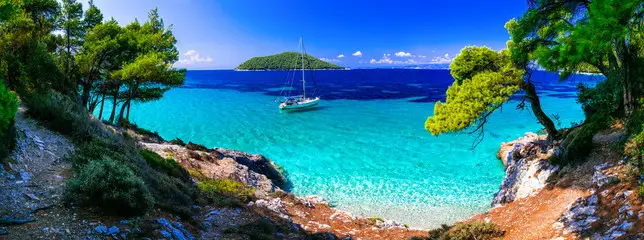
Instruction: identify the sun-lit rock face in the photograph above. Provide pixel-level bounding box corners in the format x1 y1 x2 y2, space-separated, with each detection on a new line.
492 132 559 206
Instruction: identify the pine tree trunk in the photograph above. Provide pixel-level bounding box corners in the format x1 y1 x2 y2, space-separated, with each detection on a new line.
118 99 130 123
126 101 131 120
108 90 118 124
521 81 560 140
98 93 105 120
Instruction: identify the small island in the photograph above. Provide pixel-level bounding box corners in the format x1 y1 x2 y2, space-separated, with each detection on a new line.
236 52 345 70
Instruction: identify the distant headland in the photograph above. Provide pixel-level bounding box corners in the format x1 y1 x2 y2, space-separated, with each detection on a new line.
236 52 345 70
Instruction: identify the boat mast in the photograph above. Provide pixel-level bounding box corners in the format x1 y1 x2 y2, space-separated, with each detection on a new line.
300 37 306 99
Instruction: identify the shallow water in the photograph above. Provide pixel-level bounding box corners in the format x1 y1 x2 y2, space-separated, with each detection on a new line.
96 69 601 228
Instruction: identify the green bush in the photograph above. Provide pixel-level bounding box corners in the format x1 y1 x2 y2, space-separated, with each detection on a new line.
0 82 18 161
639 183 644 198
447 221 503 240
24 90 198 217
64 158 154 216
557 120 607 165
577 79 623 121
419 222 503 240
198 178 254 207
22 90 109 142
169 138 186 146
186 141 209 151
68 135 198 216
139 149 191 181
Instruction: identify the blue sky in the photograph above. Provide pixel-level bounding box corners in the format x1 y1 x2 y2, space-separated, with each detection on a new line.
92 0 529 69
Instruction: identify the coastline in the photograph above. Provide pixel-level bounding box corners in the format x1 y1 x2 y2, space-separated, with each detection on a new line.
4 110 642 239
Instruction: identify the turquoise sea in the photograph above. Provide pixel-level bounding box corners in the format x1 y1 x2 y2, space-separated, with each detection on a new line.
96 69 601 228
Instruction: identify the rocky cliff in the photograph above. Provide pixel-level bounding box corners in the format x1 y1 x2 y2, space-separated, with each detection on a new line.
492 132 560 206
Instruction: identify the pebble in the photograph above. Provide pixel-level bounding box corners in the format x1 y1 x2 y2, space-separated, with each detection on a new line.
107 226 119 235
26 193 39 200
94 225 108 234
160 230 172 238
19 169 30 182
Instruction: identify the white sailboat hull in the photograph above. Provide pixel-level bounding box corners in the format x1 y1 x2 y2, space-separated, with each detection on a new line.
280 97 320 110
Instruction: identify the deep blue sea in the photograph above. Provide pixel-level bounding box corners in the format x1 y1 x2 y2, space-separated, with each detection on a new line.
96 69 602 228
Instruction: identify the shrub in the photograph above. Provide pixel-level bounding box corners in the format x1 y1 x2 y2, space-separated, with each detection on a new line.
69 136 198 217
366 217 384 225
169 138 186 146
577 79 623 121
119 118 163 141
419 222 503 240
0 82 18 161
68 136 132 169
639 183 644 198
198 178 254 207
557 120 607 165
186 141 209 151
0 123 15 162
447 221 504 240
64 158 154 216
24 90 198 217
139 149 191 181
22 90 109 142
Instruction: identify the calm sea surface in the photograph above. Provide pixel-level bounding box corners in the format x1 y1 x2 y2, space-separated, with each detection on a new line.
97 69 601 228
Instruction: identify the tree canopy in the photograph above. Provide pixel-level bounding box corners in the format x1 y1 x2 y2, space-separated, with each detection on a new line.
425 47 523 144
236 52 344 70
0 1 184 124
508 0 644 116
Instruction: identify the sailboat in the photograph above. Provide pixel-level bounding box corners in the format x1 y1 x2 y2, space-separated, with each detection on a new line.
279 38 320 110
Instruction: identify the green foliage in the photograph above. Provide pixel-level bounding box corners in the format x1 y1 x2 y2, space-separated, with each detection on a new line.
169 138 186 146
197 178 254 207
639 183 644 198
557 120 607 165
64 158 154 216
186 142 209 151
0 1 21 21
577 78 623 121
0 82 18 134
449 47 503 85
0 0 66 94
139 149 190 181
22 90 109 142
507 0 644 116
419 221 503 240
623 112 644 183
425 47 522 136
236 52 344 70
24 90 197 216
0 82 17 160
366 217 385 225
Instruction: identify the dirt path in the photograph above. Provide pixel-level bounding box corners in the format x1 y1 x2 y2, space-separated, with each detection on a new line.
471 187 590 240
470 130 627 240
0 106 76 239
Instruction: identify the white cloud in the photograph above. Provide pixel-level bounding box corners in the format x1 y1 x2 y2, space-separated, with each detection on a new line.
320 57 340 63
395 51 412 57
352 51 362 57
417 55 427 58
176 50 213 65
337 54 345 58
430 53 453 64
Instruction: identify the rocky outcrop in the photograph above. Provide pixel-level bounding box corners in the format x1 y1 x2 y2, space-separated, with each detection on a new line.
492 132 559 206
140 142 284 197
555 162 644 239
213 148 287 187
